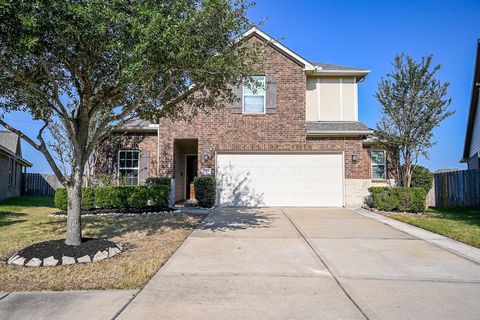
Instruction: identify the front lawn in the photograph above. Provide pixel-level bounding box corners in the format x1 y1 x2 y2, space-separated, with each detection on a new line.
387 207 480 248
0 196 205 291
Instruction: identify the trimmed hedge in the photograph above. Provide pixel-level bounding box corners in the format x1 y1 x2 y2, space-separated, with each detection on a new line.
54 184 170 211
193 176 216 208
411 165 434 192
368 187 426 213
54 187 97 211
54 188 68 211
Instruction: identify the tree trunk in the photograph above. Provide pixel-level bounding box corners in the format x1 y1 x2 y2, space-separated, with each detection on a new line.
65 168 83 246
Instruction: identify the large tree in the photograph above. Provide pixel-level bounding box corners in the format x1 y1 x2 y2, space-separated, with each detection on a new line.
375 54 453 187
0 0 261 245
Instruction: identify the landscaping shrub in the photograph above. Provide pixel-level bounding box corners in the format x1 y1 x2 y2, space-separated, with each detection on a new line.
146 177 171 187
127 186 150 208
193 176 216 208
368 187 426 213
368 187 399 212
81 188 96 210
396 187 427 212
54 187 96 210
95 186 129 209
54 188 68 211
410 165 434 192
55 185 171 210
149 185 170 207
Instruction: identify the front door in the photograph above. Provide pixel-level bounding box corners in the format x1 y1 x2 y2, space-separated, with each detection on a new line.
185 155 198 199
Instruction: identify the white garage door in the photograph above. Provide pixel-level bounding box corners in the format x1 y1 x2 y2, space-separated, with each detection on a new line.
216 152 344 207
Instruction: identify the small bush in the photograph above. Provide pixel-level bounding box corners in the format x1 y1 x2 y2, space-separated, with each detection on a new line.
194 176 216 208
368 187 398 212
54 188 68 211
128 186 150 208
149 185 170 207
146 177 171 187
95 186 129 209
396 187 427 212
411 165 434 192
82 188 96 210
368 187 426 213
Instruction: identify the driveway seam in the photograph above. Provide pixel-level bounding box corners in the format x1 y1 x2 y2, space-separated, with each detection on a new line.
280 208 370 320
0 292 10 301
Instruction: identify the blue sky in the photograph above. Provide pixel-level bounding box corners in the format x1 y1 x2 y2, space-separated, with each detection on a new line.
3 0 480 173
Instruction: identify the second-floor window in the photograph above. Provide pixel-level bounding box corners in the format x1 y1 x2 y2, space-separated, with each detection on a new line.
243 76 266 114
371 150 386 180
118 150 140 185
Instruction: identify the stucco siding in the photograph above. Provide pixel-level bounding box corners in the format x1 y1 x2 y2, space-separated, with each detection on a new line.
305 76 357 121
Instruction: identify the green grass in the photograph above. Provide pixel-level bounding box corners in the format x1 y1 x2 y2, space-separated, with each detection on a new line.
388 207 480 248
0 196 204 291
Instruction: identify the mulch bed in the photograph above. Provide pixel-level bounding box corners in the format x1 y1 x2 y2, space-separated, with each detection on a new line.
51 206 176 216
17 238 118 262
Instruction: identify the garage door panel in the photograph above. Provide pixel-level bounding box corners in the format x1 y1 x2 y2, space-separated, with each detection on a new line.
216 153 344 207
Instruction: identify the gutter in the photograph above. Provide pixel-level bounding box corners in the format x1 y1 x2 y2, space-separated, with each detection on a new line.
307 130 373 137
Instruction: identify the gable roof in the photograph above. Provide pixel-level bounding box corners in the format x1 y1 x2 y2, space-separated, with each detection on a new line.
0 130 32 167
462 39 480 162
242 27 370 78
0 130 19 155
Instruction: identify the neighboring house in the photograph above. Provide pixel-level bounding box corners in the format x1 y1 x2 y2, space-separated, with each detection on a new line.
0 130 32 200
462 39 480 169
96 27 394 207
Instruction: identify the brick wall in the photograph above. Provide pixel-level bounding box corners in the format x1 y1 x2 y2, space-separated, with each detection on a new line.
96 132 158 177
96 35 380 182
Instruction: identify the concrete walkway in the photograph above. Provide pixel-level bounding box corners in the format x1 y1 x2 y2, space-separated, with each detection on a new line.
2 208 480 319
116 207 480 320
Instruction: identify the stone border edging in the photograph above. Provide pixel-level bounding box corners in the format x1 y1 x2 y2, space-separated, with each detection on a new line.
7 243 123 267
348 207 480 264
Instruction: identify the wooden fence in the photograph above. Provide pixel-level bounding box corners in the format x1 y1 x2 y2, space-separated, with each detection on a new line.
434 169 480 208
22 173 63 197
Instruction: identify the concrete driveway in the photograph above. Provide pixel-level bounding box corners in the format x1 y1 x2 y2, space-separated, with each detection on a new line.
117 207 480 320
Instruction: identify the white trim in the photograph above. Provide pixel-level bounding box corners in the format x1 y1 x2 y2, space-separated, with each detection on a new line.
214 150 345 207
341 151 346 207
307 130 373 136
242 76 266 114
242 27 316 71
371 149 387 180
309 70 371 77
117 149 140 186
316 77 321 121
183 154 197 200
339 78 343 121
354 77 358 121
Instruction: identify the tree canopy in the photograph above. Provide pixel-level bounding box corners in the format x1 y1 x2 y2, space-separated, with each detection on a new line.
0 0 261 245
375 54 453 187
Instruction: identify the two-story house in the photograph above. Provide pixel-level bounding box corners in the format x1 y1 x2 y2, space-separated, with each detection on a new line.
96 27 392 207
462 39 480 169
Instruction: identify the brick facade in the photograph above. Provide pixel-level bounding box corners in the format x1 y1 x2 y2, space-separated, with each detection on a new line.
96 35 388 205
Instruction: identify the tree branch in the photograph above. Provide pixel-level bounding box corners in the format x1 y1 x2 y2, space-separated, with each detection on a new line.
0 119 68 186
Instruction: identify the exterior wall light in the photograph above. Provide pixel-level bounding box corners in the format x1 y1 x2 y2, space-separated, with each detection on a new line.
352 153 358 163
203 151 210 162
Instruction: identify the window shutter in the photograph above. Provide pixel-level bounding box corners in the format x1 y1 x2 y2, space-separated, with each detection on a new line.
232 85 243 113
139 151 151 185
266 76 277 114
